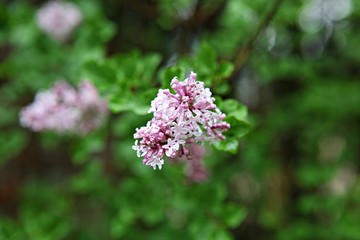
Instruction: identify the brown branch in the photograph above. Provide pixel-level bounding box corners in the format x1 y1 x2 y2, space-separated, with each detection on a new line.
121 0 158 18
232 0 284 75
187 0 227 26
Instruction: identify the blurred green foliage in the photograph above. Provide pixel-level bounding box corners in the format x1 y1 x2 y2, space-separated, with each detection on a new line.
0 0 359 239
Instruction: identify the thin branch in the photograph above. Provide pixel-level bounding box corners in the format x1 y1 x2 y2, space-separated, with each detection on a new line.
188 0 227 26
232 0 284 75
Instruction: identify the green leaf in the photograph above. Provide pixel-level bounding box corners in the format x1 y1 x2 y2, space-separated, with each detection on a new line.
214 138 239 154
212 229 233 240
0 130 27 166
141 53 162 82
82 60 117 93
221 204 247 228
112 51 141 79
217 61 234 78
297 164 334 188
218 99 248 121
197 42 217 73
226 116 250 138
214 98 250 153
109 89 157 115
213 82 231 95
160 66 185 88
111 208 136 238
109 98 148 115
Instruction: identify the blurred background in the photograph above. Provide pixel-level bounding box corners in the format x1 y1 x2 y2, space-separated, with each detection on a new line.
0 0 360 239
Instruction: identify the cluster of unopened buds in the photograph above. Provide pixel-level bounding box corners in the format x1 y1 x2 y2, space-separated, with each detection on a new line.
133 71 230 172
20 80 108 135
36 0 82 42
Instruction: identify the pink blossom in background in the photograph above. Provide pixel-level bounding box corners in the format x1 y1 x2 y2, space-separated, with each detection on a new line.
183 143 209 183
20 80 108 135
36 1 82 42
133 71 230 170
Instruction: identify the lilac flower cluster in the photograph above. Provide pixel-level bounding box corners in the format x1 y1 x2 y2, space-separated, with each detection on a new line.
36 1 82 42
20 80 108 135
133 71 230 170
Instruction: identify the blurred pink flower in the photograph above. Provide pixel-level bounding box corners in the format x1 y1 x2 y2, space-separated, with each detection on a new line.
20 80 108 135
36 1 82 42
133 71 229 170
183 143 209 183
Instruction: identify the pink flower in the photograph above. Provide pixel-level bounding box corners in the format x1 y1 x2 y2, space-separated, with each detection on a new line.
20 80 108 135
184 143 209 183
36 1 82 42
133 71 230 170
